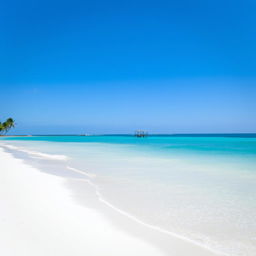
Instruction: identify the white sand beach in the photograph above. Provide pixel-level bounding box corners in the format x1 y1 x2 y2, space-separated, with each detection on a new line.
0 147 219 256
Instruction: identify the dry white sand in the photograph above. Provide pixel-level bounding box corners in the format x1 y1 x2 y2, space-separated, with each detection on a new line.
0 147 219 256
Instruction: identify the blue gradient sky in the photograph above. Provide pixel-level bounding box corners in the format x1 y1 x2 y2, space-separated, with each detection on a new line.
0 0 256 134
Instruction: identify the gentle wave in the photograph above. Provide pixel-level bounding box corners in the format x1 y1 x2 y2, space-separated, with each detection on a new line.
2 144 69 161
66 165 228 256
67 166 96 178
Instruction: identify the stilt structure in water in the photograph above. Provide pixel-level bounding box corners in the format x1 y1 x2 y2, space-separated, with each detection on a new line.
134 130 148 137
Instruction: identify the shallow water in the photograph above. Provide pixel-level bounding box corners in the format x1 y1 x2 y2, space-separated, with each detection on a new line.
1 135 256 256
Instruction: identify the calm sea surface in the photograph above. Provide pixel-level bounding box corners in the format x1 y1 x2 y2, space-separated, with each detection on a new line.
1 135 256 256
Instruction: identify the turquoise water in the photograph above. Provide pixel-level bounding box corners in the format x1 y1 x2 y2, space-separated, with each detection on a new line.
3 135 256 161
1 135 256 256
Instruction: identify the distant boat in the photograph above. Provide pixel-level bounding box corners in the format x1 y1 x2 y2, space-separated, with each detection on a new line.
134 130 148 137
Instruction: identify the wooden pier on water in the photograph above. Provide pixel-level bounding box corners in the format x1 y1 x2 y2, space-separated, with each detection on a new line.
134 130 148 138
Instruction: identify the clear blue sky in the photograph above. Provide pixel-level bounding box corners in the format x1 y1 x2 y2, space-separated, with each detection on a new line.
0 0 255 134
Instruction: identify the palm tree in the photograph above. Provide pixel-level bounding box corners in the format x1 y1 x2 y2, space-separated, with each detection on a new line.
2 122 8 134
0 118 15 135
6 118 15 130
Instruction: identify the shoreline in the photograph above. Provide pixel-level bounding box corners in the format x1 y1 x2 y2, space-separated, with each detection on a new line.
0 146 220 256
0 147 165 256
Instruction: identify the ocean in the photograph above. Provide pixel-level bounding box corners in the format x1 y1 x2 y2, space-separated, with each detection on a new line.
1 135 256 256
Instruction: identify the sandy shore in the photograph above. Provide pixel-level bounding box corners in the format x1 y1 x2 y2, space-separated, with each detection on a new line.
0 147 219 256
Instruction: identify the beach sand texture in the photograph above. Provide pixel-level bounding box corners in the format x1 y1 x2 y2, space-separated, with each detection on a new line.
0 147 218 256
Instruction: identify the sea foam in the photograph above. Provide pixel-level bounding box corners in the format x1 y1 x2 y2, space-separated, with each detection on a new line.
2 144 68 161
